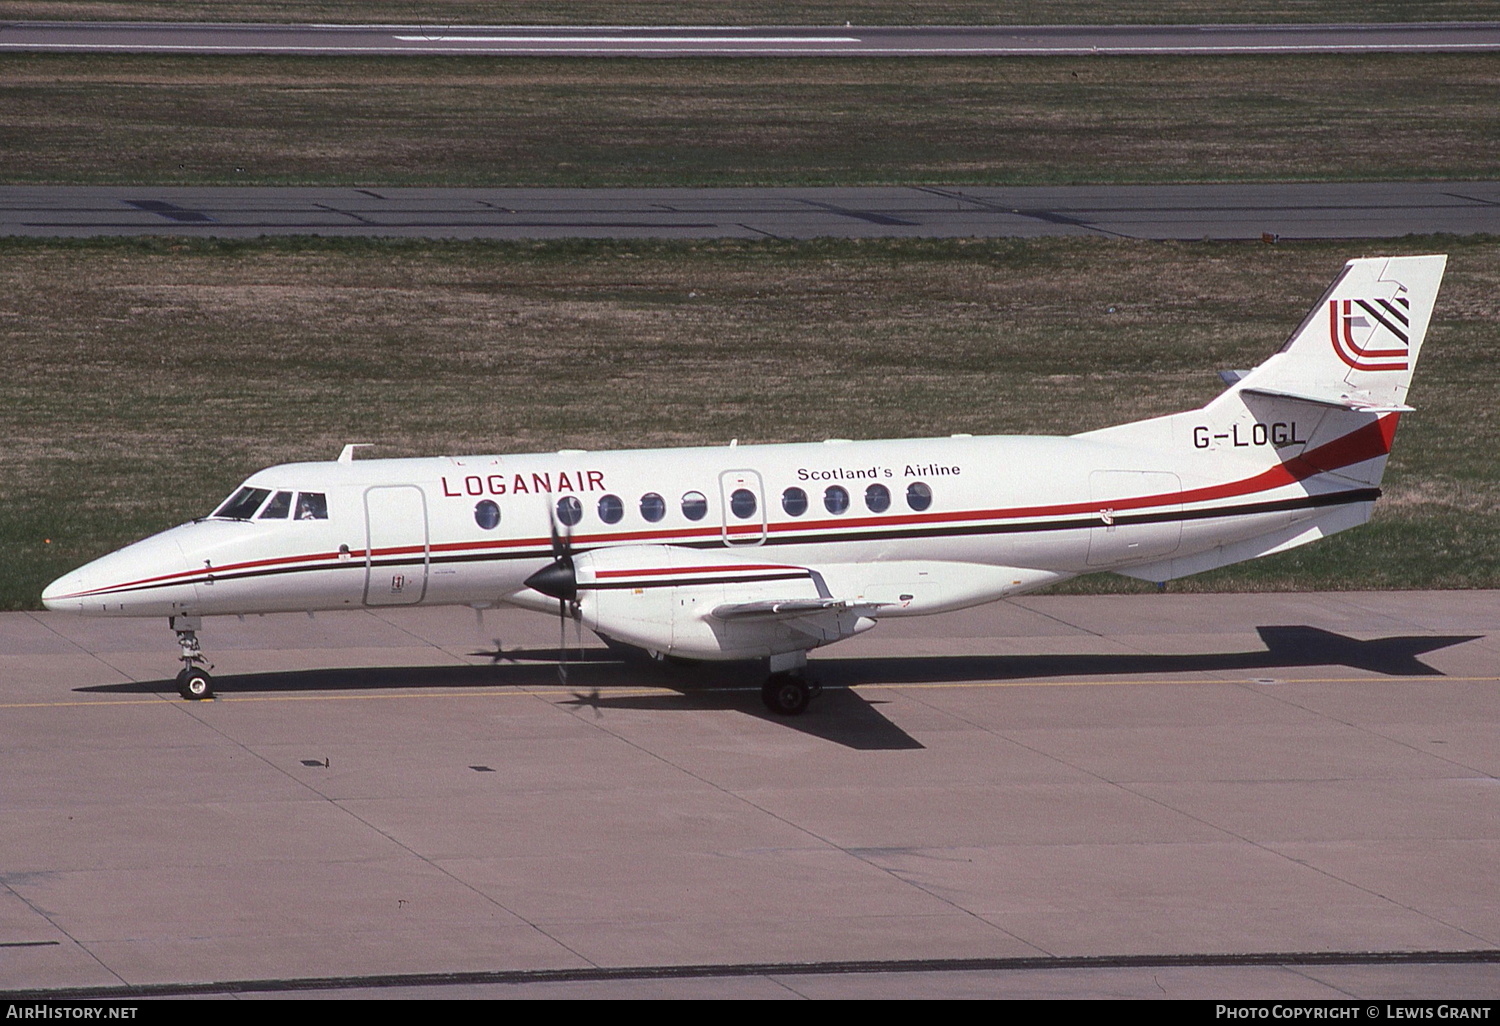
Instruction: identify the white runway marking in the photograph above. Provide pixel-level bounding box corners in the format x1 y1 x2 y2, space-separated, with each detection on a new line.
5 42 1499 54
391 35 863 43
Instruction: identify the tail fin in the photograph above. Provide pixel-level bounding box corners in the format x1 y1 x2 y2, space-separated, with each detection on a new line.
1080 255 1446 583
1228 254 1446 413
1080 254 1448 454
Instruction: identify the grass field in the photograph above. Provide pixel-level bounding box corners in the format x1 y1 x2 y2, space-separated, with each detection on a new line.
4 53 1498 187
4 234 1496 610
8 2 1490 26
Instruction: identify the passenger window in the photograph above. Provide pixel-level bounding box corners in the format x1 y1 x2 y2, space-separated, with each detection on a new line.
681 491 708 521
214 487 270 520
782 487 808 517
295 492 328 520
824 486 850 515
474 500 500 530
865 483 891 513
598 494 624 524
556 495 582 527
640 492 666 523
259 491 293 519
729 488 757 520
907 481 933 511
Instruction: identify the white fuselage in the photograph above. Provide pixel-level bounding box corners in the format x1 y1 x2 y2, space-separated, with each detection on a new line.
41 419 1388 654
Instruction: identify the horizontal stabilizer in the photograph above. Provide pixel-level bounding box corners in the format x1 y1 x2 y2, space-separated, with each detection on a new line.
1240 385 1414 414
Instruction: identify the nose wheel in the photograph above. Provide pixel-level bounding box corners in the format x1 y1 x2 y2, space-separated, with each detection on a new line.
176 666 214 701
171 615 214 700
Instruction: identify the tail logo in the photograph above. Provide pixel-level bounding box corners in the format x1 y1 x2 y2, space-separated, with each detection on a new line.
1329 295 1410 371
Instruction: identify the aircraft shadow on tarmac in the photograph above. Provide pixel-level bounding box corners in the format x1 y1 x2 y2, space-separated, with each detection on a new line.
77 626 1477 752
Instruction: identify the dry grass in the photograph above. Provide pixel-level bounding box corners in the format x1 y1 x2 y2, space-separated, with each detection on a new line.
6 2 1487 26
3 53 1497 186
4 234 1497 608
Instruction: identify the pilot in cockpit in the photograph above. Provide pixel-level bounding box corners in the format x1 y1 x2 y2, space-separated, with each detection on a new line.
295 492 328 520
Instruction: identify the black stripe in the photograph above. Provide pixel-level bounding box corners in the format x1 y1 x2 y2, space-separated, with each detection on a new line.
1355 298 1409 344
1376 296 1410 327
723 487 1381 550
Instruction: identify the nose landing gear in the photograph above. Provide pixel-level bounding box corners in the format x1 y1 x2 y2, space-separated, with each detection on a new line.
171 615 214 700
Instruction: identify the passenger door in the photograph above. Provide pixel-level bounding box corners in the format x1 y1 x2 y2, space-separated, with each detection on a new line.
363 485 429 605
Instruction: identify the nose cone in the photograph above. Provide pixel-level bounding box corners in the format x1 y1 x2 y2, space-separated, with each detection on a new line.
41 570 84 612
40 531 195 617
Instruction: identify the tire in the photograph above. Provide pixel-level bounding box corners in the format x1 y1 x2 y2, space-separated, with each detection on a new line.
761 673 810 716
178 667 214 701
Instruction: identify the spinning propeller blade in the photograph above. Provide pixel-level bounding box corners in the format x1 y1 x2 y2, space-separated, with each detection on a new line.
523 500 581 684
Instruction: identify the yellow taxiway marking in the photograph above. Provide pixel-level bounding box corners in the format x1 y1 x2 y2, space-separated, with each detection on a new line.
8 675 1500 710
856 675 1500 690
0 688 587 710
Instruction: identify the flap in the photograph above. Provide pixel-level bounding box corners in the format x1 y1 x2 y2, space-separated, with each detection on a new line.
711 598 887 621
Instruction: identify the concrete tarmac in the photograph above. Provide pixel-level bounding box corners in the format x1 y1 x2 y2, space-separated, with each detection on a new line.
5 182 1498 241
2 591 1498 998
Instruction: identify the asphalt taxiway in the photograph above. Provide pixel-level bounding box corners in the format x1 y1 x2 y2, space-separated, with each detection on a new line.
3 591 1498 998
5 182 1499 240
4 21 1500 57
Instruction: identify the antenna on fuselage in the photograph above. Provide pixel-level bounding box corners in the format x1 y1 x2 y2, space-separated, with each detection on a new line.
337 443 373 464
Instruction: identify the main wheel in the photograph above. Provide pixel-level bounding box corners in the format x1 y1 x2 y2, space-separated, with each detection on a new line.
177 667 214 701
761 673 810 716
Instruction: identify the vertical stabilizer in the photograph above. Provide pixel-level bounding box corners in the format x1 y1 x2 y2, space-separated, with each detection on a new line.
1231 254 1446 412
1076 254 1446 583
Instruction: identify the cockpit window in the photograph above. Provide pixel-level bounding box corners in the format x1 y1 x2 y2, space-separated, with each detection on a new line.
258 491 293 519
213 487 271 520
294 492 328 520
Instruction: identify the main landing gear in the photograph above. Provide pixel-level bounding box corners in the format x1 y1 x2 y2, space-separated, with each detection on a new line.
171 615 214 700
760 651 821 716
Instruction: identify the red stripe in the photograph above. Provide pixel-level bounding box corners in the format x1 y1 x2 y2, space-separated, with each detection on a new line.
61 546 363 599
1331 300 1408 371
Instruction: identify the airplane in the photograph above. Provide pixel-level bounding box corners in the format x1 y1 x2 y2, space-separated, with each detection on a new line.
42 254 1446 715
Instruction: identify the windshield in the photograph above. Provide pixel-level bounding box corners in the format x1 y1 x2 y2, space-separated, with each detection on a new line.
210 486 329 522
259 491 293 519
211 486 270 520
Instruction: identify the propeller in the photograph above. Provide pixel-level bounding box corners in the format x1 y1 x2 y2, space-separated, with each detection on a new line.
523 499 582 684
